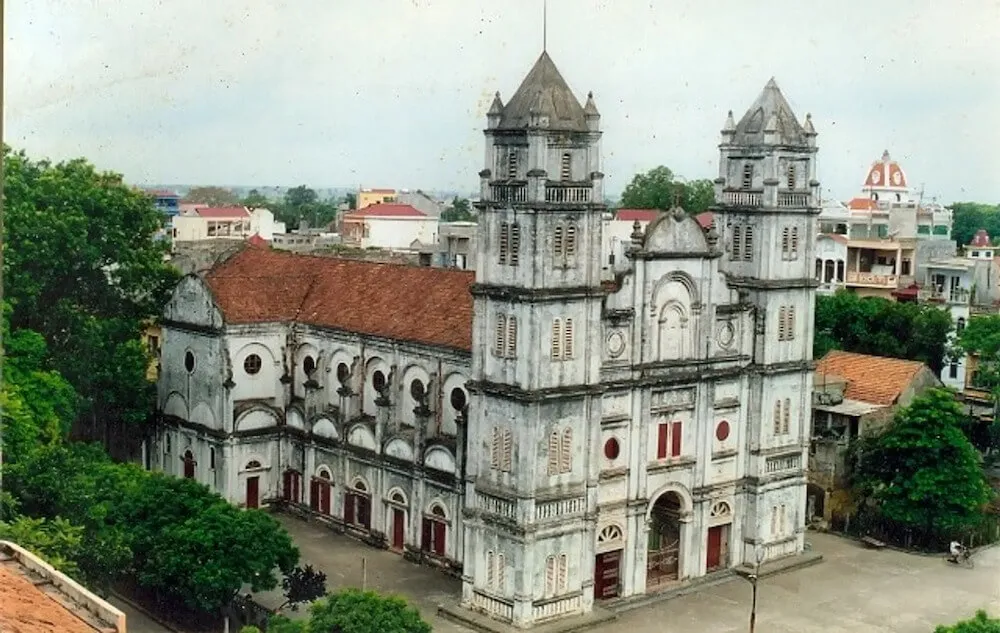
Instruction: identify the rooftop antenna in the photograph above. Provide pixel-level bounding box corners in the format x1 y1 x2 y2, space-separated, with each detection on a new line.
543 0 547 51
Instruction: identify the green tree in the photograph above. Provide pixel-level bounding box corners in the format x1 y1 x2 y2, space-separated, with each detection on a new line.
814 291 954 374
935 610 1000 633
3 148 180 446
0 515 85 576
958 314 1000 395
183 186 241 206
243 189 270 208
266 589 431 633
345 192 357 210
441 197 475 222
950 202 1000 249
852 389 992 542
619 166 715 214
278 565 328 612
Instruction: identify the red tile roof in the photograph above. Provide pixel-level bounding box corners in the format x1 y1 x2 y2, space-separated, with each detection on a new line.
614 209 659 222
144 188 180 197
197 206 249 218
847 197 879 211
815 350 926 406
694 211 714 230
971 229 991 247
344 204 426 219
247 233 269 247
205 247 474 351
361 188 396 193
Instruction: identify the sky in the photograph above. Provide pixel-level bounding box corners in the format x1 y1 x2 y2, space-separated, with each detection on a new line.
7 0 1000 203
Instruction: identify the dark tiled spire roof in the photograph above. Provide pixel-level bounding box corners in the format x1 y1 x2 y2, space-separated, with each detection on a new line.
498 51 588 132
732 78 808 146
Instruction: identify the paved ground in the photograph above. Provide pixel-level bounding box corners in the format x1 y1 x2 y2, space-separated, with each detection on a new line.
107 596 173 633
266 514 1000 633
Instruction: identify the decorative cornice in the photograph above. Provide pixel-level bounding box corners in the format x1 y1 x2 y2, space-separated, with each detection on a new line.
471 283 607 302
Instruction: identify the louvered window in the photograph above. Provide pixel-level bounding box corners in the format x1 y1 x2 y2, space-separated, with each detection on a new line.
563 318 574 359
486 551 495 587
506 316 518 358
496 553 506 589
565 224 577 256
557 554 568 592
559 429 572 473
778 307 787 341
790 227 799 259
779 504 788 535
731 226 743 261
783 398 791 434
499 222 509 265
507 150 518 179
781 227 790 256
553 225 564 256
509 223 521 266
742 164 753 189
494 315 506 356
551 318 563 360
787 163 796 190
491 428 501 469
773 401 782 435
771 506 779 536
545 556 556 596
561 152 571 180
548 430 560 475
743 226 754 261
501 429 512 471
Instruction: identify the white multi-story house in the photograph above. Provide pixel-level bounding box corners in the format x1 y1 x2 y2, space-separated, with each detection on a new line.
152 51 817 629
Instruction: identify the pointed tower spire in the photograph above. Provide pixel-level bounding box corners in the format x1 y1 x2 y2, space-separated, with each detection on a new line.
493 51 588 131
723 110 736 132
584 91 600 132
487 91 504 129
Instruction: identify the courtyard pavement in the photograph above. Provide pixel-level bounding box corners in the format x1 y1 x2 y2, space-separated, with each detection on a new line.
263 514 1000 633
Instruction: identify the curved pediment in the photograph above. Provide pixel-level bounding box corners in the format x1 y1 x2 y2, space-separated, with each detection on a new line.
347 424 377 452
384 437 415 462
312 417 338 440
643 207 713 257
424 446 457 474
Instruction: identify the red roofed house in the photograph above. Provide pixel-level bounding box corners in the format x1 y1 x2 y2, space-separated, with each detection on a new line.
171 206 285 242
808 350 940 524
340 203 438 250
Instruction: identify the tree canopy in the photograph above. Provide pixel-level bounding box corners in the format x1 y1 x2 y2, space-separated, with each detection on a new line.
3 148 179 445
618 166 715 214
257 185 342 231
263 589 431 633
441 197 475 222
950 202 1000 249
851 389 992 543
935 611 1000 633
814 291 954 374
183 186 242 206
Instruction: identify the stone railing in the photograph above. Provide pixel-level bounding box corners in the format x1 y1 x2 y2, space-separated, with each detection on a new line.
472 591 514 621
477 492 516 519
918 287 970 304
533 594 581 622
545 185 592 204
764 453 801 475
535 497 586 521
777 192 810 208
763 537 798 561
722 190 763 207
846 271 898 287
490 183 527 203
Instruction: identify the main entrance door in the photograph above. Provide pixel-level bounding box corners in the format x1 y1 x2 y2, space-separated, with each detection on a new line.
647 492 682 587
246 476 260 509
392 508 405 550
593 550 622 600
706 524 729 571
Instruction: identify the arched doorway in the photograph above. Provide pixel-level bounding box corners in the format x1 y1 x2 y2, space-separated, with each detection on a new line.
647 492 682 587
806 483 826 523
421 503 448 557
183 450 195 479
310 468 332 515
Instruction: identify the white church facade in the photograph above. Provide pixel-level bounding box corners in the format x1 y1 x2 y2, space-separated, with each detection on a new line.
152 50 819 629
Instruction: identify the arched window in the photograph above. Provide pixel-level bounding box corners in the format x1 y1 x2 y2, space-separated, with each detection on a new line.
494 315 506 356
506 316 518 358
565 224 577 256
790 227 799 258
560 152 571 180
783 398 791 434
773 400 782 435
787 163 796 189
815 258 823 280
551 318 563 359
559 428 572 473
209 447 216 470
743 226 754 261
731 226 743 261
509 223 521 267
781 227 790 255
778 307 787 341
507 149 518 179
245 459 262 469
422 503 448 556
742 164 753 189
957 317 966 333
548 430 560 475
563 318 574 359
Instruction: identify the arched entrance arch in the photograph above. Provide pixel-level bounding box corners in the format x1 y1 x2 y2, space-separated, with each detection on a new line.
182 450 196 480
647 491 685 587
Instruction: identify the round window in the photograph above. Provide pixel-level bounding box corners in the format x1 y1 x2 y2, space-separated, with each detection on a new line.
410 379 425 401
336 362 351 384
372 370 387 392
184 351 195 373
604 437 620 460
244 354 262 375
716 420 731 442
303 355 316 376
450 387 467 411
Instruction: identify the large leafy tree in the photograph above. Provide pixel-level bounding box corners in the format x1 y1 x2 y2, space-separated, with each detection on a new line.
441 197 475 222
3 148 180 446
935 611 1000 633
852 389 992 540
183 185 241 206
950 202 1000 249
814 291 954 374
0 515 84 576
619 166 715 214
264 589 431 633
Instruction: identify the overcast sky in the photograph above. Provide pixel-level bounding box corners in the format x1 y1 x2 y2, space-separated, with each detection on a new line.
8 0 1000 203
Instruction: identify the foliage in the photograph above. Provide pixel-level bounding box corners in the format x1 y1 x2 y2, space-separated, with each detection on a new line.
265 589 430 633
266 185 341 230
619 166 715 214
441 197 475 222
958 314 1000 394
0 515 84 576
279 564 328 612
3 147 179 441
950 202 1000 249
935 610 1000 633
851 389 992 540
814 291 954 374
243 189 271 208
183 186 241 206
345 192 357 210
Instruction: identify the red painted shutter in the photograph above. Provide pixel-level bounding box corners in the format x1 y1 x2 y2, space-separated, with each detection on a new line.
321 484 331 515
422 518 432 551
433 522 446 556
359 497 371 528
671 421 683 457
344 493 355 524
657 423 668 459
310 480 320 511
282 471 290 501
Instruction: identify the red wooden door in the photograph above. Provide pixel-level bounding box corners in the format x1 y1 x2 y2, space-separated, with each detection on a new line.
320 483 330 515
246 476 259 509
432 521 446 556
183 458 195 479
706 525 723 570
310 480 320 511
283 471 292 501
358 497 371 529
392 508 405 550
344 493 356 524
593 550 621 600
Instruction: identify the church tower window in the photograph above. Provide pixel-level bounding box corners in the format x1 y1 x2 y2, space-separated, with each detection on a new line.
787 163 796 189
499 223 509 265
507 149 518 179
781 227 790 255
491 427 513 472
494 315 506 356
742 164 753 189
565 224 577 256
790 227 799 259
551 318 563 359
783 398 791 434
560 152 572 180
550 318 574 360
731 226 743 261
509 223 521 266
773 400 783 435
495 314 517 359
506 316 518 358
742 226 754 261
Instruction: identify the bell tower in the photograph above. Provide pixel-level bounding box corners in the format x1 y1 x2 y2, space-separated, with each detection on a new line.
460 50 606 627
715 78 818 563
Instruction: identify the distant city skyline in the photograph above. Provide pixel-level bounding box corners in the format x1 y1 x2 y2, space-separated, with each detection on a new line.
9 1 1000 204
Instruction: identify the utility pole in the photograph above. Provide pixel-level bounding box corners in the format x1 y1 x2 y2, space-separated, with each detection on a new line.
745 546 764 633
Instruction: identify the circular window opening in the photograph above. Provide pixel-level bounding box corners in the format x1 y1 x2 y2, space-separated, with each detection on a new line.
303 355 316 376
604 437 620 460
450 387 467 411
410 379 425 401
716 420 731 442
372 370 386 392
337 362 351 384
184 351 195 373
244 354 262 375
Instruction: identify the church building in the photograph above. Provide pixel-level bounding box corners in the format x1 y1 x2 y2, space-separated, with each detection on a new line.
153 49 819 629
